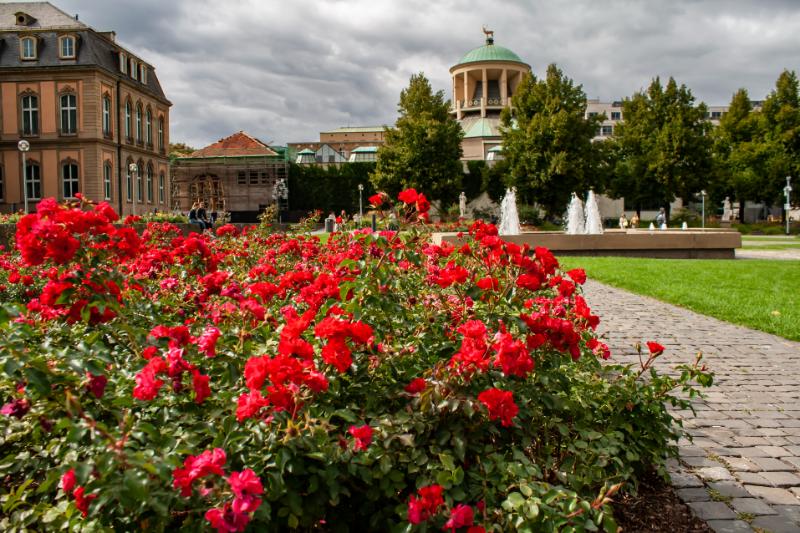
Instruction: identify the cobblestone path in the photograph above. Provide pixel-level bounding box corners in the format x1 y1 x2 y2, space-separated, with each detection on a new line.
583 280 800 533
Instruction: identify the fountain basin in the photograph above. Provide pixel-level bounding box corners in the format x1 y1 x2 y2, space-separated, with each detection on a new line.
432 229 742 259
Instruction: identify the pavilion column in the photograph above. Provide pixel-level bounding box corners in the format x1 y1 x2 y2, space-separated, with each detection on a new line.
462 71 468 104
481 68 487 117
501 69 508 105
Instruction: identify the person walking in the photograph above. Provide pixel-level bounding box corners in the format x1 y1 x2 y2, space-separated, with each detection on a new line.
655 208 667 230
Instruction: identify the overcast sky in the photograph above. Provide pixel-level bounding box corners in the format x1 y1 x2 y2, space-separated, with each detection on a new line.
34 0 800 148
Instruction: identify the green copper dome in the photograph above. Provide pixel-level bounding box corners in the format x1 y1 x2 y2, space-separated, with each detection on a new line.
455 43 525 67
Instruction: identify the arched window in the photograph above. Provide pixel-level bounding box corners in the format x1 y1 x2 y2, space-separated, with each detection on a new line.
62 161 79 198
145 108 152 146
102 95 112 136
158 116 164 151
25 160 41 200
103 161 112 201
21 94 39 135
146 163 154 202
125 100 132 141
135 104 143 142
159 172 165 203
59 35 75 59
59 93 77 135
20 37 37 60
126 158 133 201
136 160 144 202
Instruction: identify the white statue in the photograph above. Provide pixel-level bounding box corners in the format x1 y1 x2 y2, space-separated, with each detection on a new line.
459 192 467 218
722 197 732 222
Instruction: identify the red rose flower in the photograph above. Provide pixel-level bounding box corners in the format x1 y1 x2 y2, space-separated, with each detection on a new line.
646 341 665 355
443 504 474 531
566 268 587 285
348 424 373 452
61 469 76 494
407 484 444 524
192 371 211 405
72 486 97 517
86 373 108 399
477 388 519 427
398 188 419 204
369 193 384 207
404 378 427 394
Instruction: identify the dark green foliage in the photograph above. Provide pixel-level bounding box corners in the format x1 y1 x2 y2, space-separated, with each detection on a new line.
500 64 604 216
608 77 712 217
288 162 376 215
371 73 464 202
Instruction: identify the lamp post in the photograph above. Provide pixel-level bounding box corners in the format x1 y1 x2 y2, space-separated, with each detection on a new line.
358 183 364 220
785 176 793 235
700 190 707 229
129 162 138 216
18 140 30 214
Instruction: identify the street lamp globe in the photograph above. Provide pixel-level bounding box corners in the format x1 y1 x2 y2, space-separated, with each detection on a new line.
18 140 31 213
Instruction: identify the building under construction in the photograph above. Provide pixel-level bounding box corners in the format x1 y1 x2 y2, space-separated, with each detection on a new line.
171 131 288 222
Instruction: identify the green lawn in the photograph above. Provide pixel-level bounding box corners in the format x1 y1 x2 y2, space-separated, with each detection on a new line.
559 256 800 341
741 235 800 251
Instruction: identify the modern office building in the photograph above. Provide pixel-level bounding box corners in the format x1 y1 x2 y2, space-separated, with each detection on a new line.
0 1 171 215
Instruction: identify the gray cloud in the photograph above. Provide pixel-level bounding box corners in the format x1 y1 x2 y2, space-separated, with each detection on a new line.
40 0 800 147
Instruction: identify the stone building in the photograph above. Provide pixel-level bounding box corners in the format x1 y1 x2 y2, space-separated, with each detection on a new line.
449 32 531 161
171 131 288 222
0 1 171 215
288 126 386 165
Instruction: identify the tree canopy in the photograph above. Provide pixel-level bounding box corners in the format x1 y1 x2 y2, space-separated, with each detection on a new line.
608 77 712 214
499 64 603 217
371 73 464 203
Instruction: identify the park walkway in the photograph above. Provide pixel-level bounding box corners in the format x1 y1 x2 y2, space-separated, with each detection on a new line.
583 280 800 533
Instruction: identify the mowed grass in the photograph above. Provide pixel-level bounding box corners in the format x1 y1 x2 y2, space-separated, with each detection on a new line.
558 256 800 341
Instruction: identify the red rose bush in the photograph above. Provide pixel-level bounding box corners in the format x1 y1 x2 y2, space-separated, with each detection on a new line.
0 195 711 531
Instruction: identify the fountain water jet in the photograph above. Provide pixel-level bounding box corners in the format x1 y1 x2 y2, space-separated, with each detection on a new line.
498 187 521 236
584 190 604 235
565 193 585 235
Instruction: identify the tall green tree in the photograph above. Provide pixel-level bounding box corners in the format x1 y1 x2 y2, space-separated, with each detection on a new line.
371 73 464 202
608 77 712 216
758 70 800 215
499 64 603 217
712 89 773 218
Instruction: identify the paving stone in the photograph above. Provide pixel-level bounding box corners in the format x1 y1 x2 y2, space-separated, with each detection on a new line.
722 457 760 472
579 281 800 531
761 471 800 487
677 487 711 502
757 445 793 457
773 504 800 525
705 520 755 533
697 466 735 481
670 471 704 488
688 501 738 520
733 447 772 458
730 497 778 515
749 457 795 471
736 472 772 486
708 481 752 498
744 485 800 505
751 514 800 533
684 456 726 468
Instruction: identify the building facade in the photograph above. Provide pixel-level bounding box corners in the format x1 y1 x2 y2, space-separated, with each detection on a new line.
171 131 288 222
288 126 386 165
0 2 171 216
449 32 530 161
